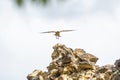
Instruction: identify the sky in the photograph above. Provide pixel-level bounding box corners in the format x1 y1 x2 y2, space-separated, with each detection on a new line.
0 0 120 80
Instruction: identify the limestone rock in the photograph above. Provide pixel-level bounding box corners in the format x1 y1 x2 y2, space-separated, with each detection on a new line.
95 64 114 80
27 70 46 80
27 43 119 80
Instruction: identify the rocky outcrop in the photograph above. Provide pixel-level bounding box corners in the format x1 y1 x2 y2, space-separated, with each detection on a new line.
27 43 120 80
111 59 120 80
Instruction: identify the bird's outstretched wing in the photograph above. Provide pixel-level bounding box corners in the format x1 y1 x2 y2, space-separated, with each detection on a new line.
59 29 75 32
41 31 56 33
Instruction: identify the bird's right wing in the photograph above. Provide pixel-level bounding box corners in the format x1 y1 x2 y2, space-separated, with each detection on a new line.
40 31 56 33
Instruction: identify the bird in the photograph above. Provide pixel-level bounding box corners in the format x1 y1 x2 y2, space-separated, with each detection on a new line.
40 30 75 39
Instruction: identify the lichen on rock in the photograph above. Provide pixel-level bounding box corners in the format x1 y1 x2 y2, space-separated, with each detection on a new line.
27 43 119 80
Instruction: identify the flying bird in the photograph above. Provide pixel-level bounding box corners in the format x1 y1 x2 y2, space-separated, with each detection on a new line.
40 30 75 39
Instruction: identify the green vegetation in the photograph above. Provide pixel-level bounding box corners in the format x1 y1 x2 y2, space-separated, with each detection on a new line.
15 0 65 7
15 0 24 6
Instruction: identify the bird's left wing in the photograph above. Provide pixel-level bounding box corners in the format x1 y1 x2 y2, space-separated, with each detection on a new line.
60 29 75 32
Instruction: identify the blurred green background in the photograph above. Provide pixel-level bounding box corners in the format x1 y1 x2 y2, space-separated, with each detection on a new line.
15 0 65 6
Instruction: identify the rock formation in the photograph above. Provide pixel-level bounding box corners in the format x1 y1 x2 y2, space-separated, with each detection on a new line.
27 43 120 80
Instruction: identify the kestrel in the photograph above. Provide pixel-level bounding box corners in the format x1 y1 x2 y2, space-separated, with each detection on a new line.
40 30 75 39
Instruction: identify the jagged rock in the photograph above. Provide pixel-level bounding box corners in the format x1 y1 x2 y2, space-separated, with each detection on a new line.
112 75 120 80
95 64 114 80
79 61 95 70
74 48 86 56
96 64 113 73
47 62 58 71
52 43 74 61
74 48 98 63
27 70 46 80
111 59 120 80
27 43 120 80
114 59 120 70
84 53 98 63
